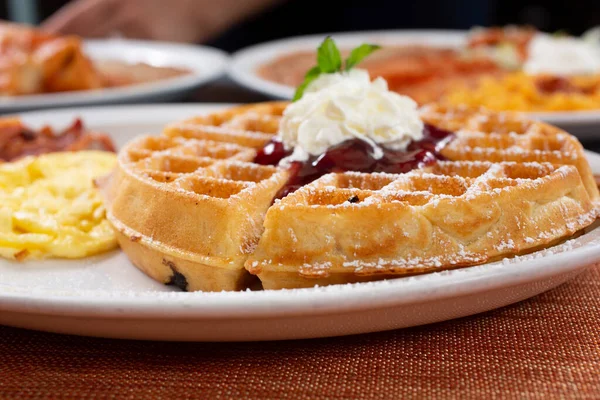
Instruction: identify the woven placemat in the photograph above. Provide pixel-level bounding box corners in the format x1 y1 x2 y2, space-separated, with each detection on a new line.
0 265 599 400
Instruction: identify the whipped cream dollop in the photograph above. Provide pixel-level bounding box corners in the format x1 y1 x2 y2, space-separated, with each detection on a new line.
278 69 424 162
524 34 600 76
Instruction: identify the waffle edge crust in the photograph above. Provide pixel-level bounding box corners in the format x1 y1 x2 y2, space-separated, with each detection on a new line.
99 102 599 291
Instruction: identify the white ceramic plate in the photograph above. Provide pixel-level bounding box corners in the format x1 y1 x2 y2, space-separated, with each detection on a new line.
229 30 600 138
1 104 599 342
0 40 229 113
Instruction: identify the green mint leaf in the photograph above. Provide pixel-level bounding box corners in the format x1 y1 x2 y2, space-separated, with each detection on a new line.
293 66 321 101
317 36 342 73
345 44 381 70
293 38 381 101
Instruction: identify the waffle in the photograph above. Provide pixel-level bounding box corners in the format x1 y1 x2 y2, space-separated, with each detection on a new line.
247 161 596 289
100 102 598 291
421 104 598 201
100 135 289 291
163 102 287 149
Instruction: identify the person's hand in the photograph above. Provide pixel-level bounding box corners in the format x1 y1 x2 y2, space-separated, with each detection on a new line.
42 0 280 43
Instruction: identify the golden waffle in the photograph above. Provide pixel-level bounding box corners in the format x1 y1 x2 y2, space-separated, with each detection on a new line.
421 104 598 201
100 102 599 291
163 102 288 149
100 135 289 291
247 161 596 289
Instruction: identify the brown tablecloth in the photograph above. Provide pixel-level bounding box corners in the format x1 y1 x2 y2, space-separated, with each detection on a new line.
0 264 598 399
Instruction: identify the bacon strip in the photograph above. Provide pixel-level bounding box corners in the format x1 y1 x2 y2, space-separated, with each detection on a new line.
0 118 116 162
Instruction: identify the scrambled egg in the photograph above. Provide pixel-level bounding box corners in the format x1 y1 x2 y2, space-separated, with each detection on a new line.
0 151 117 260
443 72 600 112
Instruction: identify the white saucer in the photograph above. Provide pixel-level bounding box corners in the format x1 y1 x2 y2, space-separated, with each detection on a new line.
0 104 599 341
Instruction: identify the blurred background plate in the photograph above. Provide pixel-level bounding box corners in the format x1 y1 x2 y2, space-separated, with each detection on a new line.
0 39 229 113
229 30 466 99
229 30 600 139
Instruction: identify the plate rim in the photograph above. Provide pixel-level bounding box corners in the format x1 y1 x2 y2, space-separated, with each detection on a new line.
0 230 598 320
0 39 230 112
15 102 236 126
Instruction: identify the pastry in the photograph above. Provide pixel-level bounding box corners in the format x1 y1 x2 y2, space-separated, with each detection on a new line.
100 134 288 291
100 102 597 291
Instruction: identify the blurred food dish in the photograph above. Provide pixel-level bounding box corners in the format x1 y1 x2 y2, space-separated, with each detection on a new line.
442 27 600 112
230 30 466 101
258 45 503 105
444 72 600 112
0 22 190 95
0 22 101 95
230 28 600 135
0 22 229 112
240 26 600 110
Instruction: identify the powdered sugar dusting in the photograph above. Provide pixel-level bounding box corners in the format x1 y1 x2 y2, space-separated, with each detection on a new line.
3 222 598 300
